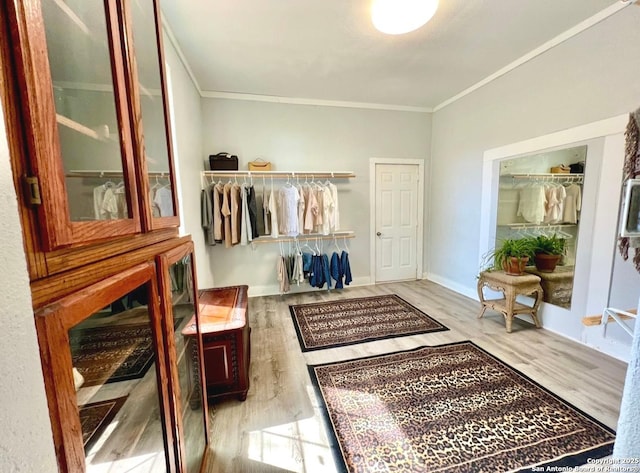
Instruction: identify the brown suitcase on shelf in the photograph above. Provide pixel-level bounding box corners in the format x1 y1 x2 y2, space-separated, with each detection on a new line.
209 153 239 171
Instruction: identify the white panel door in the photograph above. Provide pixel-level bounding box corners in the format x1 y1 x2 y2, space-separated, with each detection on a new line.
375 164 419 282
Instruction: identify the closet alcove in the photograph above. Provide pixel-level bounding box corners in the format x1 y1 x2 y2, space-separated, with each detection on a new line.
479 115 633 359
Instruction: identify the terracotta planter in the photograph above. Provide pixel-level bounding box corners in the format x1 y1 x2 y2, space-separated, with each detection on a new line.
502 256 529 275
534 253 561 272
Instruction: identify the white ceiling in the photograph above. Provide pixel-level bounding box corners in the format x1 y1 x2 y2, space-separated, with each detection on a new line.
160 0 620 109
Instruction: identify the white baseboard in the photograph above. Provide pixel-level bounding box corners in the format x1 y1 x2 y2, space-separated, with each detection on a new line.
247 276 373 297
422 274 631 362
423 272 478 301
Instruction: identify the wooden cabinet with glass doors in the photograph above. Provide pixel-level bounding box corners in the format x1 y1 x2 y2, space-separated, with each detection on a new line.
2 0 178 279
1 0 211 471
35 242 209 473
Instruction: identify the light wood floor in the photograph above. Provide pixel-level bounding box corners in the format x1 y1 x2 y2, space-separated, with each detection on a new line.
203 280 628 473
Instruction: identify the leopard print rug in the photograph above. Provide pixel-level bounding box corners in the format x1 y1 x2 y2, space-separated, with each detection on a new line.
309 341 615 472
289 294 448 352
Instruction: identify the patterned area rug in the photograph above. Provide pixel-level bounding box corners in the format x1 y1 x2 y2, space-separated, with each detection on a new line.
289 294 448 352
70 318 181 387
308 341 615 473
79 396 128 451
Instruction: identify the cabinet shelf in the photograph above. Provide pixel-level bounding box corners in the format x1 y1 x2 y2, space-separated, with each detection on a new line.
52 0 90 36
56 113 111 142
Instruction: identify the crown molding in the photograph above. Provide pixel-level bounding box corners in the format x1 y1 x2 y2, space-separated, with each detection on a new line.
200 91 432 113
433 1 633 112
162 2 633 114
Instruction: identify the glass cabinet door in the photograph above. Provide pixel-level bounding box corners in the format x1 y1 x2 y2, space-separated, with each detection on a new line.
9 0 141 249
158 244 209 473
125 0 179 229
34 263 175 473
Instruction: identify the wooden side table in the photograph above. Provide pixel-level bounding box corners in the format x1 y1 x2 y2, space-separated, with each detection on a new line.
477 270 543 333
182 285 251 404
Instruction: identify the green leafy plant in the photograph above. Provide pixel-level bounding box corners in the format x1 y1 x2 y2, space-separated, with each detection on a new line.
482 237 537 272
534 233 566 256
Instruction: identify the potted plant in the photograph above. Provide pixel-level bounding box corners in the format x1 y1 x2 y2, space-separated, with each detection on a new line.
533 233 566 272
483 237 536 276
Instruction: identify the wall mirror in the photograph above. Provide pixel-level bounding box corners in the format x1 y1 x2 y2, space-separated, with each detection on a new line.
495 145 587 309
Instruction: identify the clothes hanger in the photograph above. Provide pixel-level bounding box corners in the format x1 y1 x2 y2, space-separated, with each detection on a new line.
333 235 341 253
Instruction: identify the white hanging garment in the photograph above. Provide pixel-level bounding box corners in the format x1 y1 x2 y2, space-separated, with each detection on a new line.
517 184 546 224
562 184 582 224
278 184 300 236
327 182 340 231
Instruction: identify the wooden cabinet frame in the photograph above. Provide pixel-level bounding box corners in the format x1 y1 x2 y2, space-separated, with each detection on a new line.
3 0 180 252
7 0 141 249
156 242 210 472
35 262 177 473
120 0 180 232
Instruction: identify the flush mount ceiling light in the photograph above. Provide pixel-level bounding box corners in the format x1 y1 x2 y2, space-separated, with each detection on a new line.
371 0 439 35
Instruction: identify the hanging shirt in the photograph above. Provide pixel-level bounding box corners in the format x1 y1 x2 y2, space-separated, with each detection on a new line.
246 185 259 239
296 185 305 236
213 183 225 243
304 185 319 233
517 185 546 224
230 183 242 245
543 184 566 224
327 182 340 231
240 183 252 246
313 186 325 233
263 185 271 235
150 189 161 218
563 184 582 224
268 187 279 238
221 182 233 248
341 250 352 286
154 187 174 217
278 184 300 236
93 185 107 220
201 187 215 246
255 188 265 236
277 256 290 294
321 186 334 236
115 186 127 218
330 251 344 289
101 187 119 220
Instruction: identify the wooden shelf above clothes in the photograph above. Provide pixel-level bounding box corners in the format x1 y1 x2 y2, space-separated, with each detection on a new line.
201 170 355 186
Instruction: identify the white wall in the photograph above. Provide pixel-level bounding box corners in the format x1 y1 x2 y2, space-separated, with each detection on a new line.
428 6 640 309
194 99 431 293
161 34 213 286
0 100 58 471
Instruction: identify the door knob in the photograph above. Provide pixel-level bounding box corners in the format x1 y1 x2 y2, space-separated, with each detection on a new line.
376 232 382 236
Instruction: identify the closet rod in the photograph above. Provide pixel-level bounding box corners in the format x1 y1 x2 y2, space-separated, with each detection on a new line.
251 231 355 245
66 170 170 178
506 173 583 180
499 223 577 228
201 171 355 179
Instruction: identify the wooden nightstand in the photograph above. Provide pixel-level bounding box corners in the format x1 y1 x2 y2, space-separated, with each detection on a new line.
182 285 251 404
477 270 543 333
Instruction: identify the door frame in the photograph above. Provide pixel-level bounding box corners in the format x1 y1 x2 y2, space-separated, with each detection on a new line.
369 158 425 283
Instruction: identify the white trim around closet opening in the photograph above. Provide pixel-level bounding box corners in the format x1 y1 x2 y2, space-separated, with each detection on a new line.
479 114 628 267
369 158 425 284
479 113 628 357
